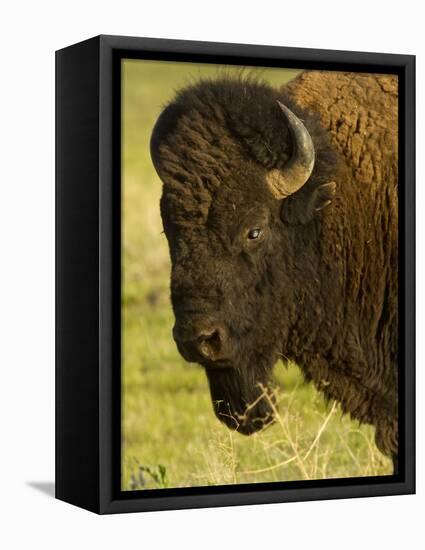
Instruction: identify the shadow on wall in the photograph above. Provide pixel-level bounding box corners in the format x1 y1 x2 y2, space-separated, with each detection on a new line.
26 481 55 498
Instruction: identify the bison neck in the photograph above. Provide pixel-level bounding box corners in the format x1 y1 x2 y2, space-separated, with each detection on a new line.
281 206 397 437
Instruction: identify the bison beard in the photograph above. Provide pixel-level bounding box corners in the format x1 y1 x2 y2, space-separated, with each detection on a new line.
205 366 276 435
150 71 399 469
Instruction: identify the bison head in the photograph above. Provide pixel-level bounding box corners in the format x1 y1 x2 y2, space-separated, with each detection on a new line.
150 77 335 435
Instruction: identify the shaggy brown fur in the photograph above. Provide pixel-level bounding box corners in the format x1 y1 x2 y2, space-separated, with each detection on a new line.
150 71 398 469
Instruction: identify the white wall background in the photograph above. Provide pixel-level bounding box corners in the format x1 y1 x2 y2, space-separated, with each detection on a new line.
0 1 422 548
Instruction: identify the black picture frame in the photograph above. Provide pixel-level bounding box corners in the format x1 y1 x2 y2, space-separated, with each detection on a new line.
56 34 415 514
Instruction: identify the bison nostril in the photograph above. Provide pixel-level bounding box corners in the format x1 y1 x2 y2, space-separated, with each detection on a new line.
173 320 228 362
198 329 222 358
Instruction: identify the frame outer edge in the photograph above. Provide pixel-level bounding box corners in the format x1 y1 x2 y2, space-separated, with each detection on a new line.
99 35 116 514
403 55 416 493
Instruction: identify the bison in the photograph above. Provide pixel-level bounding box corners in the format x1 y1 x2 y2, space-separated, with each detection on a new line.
150 70 398 471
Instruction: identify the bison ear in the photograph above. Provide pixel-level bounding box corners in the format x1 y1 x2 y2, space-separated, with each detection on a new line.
280 181 336 225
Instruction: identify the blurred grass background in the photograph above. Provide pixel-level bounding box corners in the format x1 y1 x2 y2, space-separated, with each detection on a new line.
122 59 392 490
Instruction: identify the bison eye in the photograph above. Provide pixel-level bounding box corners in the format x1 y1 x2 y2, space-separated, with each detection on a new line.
247 228 262 240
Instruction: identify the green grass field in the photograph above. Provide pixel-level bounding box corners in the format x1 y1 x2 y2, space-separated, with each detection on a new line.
121 59 392 490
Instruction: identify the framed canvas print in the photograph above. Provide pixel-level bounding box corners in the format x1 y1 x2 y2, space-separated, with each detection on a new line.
55 35 415 514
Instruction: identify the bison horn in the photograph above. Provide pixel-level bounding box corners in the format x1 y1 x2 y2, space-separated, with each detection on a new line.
266 100 315 199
